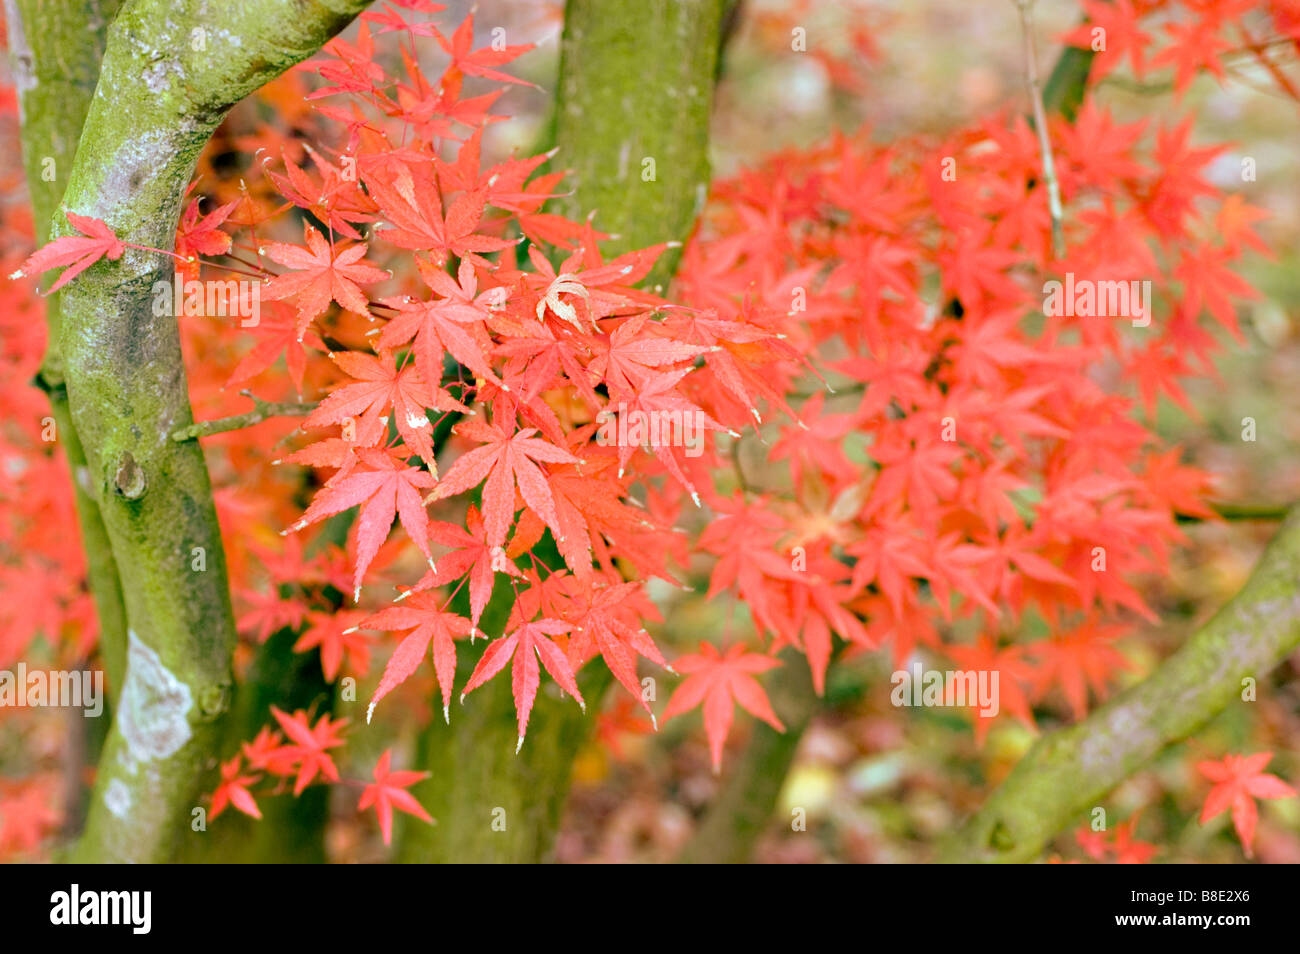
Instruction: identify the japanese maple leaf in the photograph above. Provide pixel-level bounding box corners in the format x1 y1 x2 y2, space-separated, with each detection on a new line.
362 593 473 723
1152 18 1232 95
1197 752 1296 858
375 257 506 390
175 197 237 265
587 312 709 394
1059 0 1150 80
511 462 647 577
607 366 731 506
226 301 325 396
1031 623 1132 721
306 350 466 470
405 505 524 631
262 223 389 338
1074 813 1156 864
428 416 580 548
365 162 515 262
209 756 262 821
461 618 585 749
242 726 299 777
269 707 349 795
436 11 537 89
286 447 436 601
565 582 669 717
358 749 433 845
662 642 785 772
237 586 308 644
945 635 1037 745
265 148 377 240
12 212 124 292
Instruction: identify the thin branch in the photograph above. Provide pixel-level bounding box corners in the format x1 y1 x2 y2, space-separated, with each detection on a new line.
1177 501 1293 524
1015 0 1065 260
1236 23 1300 102
171 390 315 442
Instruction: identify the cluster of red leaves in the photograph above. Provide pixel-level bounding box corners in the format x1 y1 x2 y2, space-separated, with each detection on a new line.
1064 0 1300 101
213 708 430 845
665 98 1258 757
1071 814 1159 864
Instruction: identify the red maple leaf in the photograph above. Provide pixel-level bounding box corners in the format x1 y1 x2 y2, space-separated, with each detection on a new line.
306 349 466 470
404 505 524 631
358 749 433 845
460 618 585 748
262 223 389 338
269 707 349 795
362 593 473 723
662 642 785 771
286 447 436 601
428 414 580 548
12 212 125 292
1197 752 1296 857
209 755 262 821
292 608 372 681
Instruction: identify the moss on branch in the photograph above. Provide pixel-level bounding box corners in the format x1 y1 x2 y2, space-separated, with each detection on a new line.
53 0 370 863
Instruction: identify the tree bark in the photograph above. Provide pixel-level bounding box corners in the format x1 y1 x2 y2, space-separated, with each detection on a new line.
52 0 370 863
551 0 729 291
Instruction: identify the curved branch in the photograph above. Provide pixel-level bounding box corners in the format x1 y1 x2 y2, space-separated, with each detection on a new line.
57 0 370 862
940 507 1300 862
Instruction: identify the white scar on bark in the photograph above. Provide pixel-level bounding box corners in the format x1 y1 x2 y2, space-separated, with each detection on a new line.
115 630 193 778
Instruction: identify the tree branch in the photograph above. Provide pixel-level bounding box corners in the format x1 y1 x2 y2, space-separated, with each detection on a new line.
55 0 370 863
940 506 1300 862
171 390 314 442
1015 0 1065 259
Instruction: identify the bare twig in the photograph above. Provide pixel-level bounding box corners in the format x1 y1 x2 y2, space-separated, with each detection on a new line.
1015 0 1066 260
171 390 315 442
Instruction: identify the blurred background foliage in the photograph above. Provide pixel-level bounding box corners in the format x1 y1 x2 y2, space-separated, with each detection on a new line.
4 0 1298 863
